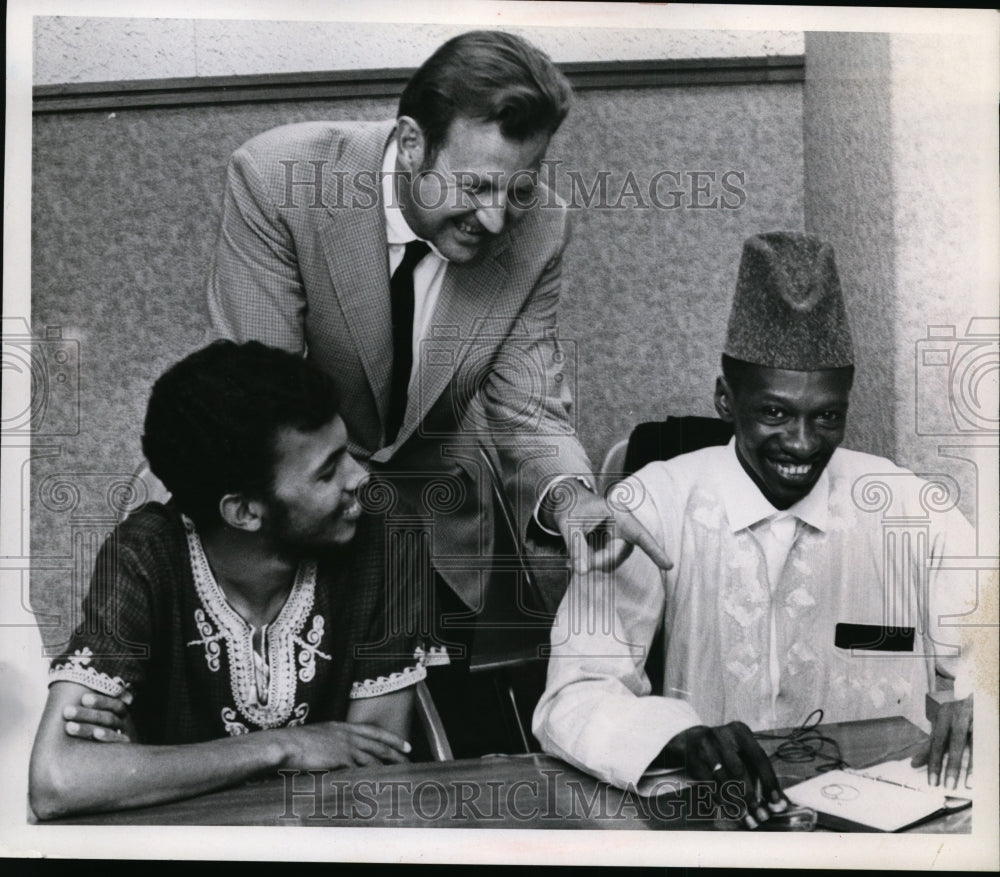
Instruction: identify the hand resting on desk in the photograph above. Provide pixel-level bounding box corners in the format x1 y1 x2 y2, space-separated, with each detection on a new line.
659 720 790 830
59 687 412 768
911 693 973 791
32 680 412 820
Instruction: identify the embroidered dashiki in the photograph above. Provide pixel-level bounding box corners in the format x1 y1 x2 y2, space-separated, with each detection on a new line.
533 441 978 790
49 503 428 743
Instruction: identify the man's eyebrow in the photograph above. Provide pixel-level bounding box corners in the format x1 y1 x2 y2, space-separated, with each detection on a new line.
755 392 793 404
755 393 848 410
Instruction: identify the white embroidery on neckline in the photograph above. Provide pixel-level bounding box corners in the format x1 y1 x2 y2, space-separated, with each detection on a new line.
182 514 319 729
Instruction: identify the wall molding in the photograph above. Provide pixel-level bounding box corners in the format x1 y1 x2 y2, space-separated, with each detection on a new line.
33 56 804 114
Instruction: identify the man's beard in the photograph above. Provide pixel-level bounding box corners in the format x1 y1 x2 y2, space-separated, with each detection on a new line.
259 498 348 559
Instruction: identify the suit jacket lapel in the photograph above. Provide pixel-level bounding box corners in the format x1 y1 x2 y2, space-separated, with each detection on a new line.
392 244 511 448
318 122 396 428
316 121 523 452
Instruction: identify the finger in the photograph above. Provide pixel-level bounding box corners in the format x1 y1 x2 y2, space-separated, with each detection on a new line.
723 763 764 827
615 513 673 571
91 726 131 743
720 735 771 828
712 728 763 828
63 705 126 731
732 725 785 818
583 525 624 574
910 741 930 769
346 722 412 754
584 525 612 573
680 727 720 780
717 737 749 785
944 703 973 791
926 706 951 786
80 691 132 714
569 528 593 576
64 721 131 743
690 732 759 829
354 735 411 765
350 748 378 767
589 539 633 573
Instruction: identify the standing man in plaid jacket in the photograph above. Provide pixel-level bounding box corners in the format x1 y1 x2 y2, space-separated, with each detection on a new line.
206 31 669 754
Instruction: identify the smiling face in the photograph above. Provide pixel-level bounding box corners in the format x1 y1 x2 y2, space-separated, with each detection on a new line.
394 115 549 264
262 415 367 552
715 363 853 510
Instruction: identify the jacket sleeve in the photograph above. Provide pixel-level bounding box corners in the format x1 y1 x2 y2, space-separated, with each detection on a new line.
206 145 308 352
477 205 593 550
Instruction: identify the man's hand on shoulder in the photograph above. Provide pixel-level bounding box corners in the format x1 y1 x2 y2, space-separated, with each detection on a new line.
63 690 133 743
661 722 788 830
541 480 673 575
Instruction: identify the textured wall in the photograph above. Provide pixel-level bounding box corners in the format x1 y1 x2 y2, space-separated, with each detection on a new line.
30 82 805 645
888 32 998 543
33 16 803 84
555 84 805 454
804 31 998 529
803 33 895 460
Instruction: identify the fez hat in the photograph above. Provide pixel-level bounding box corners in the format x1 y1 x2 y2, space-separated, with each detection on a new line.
724 231 855 369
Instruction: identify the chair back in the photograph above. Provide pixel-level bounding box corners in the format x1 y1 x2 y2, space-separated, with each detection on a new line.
614 416 734 695
624 415 734 474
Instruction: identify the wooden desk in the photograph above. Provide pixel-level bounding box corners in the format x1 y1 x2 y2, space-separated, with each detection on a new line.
47 716 970 832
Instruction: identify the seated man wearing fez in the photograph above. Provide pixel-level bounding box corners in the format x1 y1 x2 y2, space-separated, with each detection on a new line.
533 232 976 827
30 341 424 820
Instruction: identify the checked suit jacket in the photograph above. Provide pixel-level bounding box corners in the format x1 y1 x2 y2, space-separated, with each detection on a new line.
207 120 592 615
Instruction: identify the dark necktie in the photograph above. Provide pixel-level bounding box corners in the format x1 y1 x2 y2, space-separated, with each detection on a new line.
386 239 430 444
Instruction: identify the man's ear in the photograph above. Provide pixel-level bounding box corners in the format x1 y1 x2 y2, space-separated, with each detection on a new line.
714 376 735 422
218 493 264 533
395 116 426 173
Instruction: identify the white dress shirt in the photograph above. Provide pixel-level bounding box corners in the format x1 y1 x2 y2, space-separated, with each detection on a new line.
381 137 589 528
381 139 449 391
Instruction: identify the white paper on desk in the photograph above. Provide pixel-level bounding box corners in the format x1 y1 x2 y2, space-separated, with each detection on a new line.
784 761 968 832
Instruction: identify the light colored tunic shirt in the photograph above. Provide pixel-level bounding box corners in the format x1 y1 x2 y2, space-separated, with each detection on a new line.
533 441 977 790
